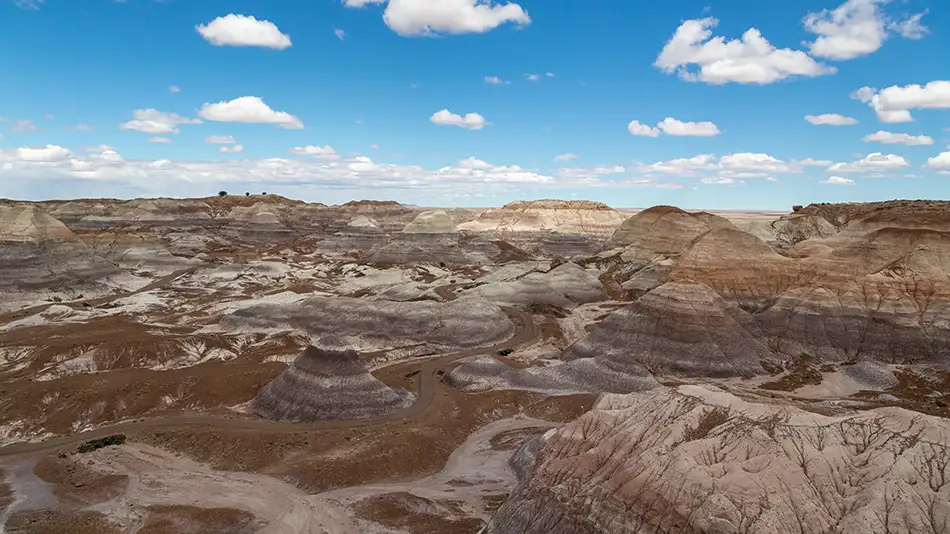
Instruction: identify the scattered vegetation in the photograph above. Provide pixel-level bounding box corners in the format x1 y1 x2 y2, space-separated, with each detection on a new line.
78 434 126 453
217 190 227 197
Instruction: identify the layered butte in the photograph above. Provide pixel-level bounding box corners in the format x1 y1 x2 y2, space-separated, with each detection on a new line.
252 346 414 422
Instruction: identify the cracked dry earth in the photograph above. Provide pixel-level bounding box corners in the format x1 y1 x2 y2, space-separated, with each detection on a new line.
2 196 950 533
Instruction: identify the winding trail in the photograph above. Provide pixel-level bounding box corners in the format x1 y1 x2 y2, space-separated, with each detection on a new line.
0 278 539 457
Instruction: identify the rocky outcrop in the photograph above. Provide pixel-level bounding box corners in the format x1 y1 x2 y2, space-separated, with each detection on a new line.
220 295 514 356
252 345 414 421
773 214 838 248
485 385 950 534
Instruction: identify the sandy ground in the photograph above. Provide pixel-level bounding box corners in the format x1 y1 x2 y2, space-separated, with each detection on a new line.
0 415 548 533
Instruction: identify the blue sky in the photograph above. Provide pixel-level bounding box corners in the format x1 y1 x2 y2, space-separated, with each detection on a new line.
0 0 948 208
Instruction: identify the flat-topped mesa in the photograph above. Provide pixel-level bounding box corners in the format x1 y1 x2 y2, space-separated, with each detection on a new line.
799 199 950 231
501 199 615 211
485 385 950 534
251 345 414 422
605 205 735 255
458 199 626 257
401 210 458 234
48 198 215 229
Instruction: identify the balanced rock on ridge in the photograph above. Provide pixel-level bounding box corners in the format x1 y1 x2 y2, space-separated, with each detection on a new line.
485 385 950 534
252 345 414 422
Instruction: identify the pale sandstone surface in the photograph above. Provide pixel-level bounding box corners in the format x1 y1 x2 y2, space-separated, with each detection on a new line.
485 385 950 534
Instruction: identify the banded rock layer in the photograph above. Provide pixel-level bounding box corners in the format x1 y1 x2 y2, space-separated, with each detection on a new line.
252 346 414 421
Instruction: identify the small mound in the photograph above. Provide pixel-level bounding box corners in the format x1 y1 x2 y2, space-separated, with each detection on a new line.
605 205 735 254
0 205 77 244
346 215 381 230
402 210 458 234
252 346 414 422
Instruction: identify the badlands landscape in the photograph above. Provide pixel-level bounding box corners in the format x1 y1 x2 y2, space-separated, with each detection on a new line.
0 195 949 534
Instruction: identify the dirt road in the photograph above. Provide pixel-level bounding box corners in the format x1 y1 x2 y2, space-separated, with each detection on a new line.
0 282 538 457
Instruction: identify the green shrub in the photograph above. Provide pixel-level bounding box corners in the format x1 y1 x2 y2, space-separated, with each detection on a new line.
77 434 127 453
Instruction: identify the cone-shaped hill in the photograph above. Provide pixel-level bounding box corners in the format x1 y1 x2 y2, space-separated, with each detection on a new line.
252 346 415 422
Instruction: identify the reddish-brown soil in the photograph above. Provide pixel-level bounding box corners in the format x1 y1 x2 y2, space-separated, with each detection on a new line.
138 505 262 534
759 354 824 392
136 389 595 493
354 492 485 534
4 510 120 534
34 454 128 504
0 468 11 511
0 355 286 436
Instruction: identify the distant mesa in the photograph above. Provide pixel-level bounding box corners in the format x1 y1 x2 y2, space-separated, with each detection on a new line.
501 199 615 211
252 345 414 422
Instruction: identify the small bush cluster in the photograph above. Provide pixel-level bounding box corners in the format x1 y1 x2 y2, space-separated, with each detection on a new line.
77 434 126 453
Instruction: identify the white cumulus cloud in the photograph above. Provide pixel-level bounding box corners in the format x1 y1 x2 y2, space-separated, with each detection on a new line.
169 85 181 93
657 117 722 136
484 76 510 85
803 0 929 60
343 0 531 37
654 17 835 85
219 144 244 154
205 135 237 144
805 113 858 125
148 136 174 143
288 145 339 158
628 117 721 137
861 131 933 146
198 96 304 129
119 109 202 135
196 14 292 49
828 152 910 172
430 109 487 130
628 120 660 137
17 145 71 162
822 176 856 185
554 153 579 162
925 150 950 172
